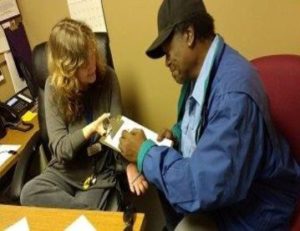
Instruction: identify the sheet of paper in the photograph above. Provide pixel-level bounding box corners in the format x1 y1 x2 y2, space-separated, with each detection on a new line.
0 144 20 167
67 0 107 32
0 70 4 83
0 25 10 53
4 217 29 231
0 0 20 23
64 215 96 231
101 116 173 152
4 51 27 92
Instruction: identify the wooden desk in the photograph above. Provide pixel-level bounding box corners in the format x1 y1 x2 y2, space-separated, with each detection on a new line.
0 117 39 178
0 204 145 231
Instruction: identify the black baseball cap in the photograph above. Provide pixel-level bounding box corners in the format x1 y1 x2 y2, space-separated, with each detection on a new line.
146 0 207 59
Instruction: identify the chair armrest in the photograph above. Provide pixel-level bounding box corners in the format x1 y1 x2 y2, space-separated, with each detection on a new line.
37 144 49 172
9 132 40 201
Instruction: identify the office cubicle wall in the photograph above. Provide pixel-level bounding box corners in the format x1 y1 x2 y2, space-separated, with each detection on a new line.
15 0 300 131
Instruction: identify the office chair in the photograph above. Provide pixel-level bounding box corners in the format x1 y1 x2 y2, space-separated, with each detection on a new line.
9 32 115 201
251 54 300 231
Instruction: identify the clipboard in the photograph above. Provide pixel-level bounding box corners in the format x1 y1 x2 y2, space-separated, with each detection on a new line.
100 115 173 152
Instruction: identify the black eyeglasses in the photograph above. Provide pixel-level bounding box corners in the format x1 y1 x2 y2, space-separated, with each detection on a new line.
123 204 136 231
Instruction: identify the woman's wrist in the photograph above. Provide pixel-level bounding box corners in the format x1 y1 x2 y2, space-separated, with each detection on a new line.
82 122 96 139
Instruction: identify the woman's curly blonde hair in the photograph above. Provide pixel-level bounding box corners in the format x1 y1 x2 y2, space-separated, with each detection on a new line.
47 18 106 123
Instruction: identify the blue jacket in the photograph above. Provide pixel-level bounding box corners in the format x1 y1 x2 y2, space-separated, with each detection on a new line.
138 43 300 230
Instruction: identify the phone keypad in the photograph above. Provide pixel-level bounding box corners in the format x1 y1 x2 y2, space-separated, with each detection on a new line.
13 100 29 115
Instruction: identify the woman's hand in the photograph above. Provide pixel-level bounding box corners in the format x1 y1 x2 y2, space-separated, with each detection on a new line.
126 163 148 196
82 113 111 139
92 113 111 136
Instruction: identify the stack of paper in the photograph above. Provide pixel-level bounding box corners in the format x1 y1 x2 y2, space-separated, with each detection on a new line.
4 217 29 231
0 144 20 167
64 215 96 231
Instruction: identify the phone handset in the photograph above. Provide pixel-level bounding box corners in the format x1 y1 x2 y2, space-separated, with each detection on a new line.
0 101 19 123
0 101 33 132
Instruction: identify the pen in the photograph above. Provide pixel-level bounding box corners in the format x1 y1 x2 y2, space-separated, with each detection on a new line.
0 150 17 155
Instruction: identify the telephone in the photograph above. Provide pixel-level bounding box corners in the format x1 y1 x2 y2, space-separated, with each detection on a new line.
0 101 33 137
0 101 19 123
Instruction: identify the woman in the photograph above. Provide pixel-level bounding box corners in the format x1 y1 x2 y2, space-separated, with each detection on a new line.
20 18 147 210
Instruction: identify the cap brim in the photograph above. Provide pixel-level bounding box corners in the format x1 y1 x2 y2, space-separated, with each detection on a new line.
146 27 174 59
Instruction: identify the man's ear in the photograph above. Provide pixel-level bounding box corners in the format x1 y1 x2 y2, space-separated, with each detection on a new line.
185 25 195 48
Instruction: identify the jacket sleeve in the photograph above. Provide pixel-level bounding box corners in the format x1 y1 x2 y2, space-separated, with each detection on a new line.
44 79 87 162
140 93 266 213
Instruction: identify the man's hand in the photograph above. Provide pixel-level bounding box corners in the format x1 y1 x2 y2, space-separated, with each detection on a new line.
157 128 175 142
119 128 146 162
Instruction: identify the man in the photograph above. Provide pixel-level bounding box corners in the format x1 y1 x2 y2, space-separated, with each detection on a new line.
119 0 300 230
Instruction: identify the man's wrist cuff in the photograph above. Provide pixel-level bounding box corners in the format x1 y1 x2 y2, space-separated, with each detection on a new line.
137 139 156 172
171 123 181 141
